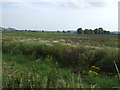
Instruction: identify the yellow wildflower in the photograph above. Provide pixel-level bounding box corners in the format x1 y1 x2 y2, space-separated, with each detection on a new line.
91 66 100 70
88 70 93 73
88 70 99 75
91 66 96 68
96 67 100 70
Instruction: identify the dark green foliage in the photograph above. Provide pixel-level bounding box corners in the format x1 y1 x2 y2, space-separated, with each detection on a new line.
2 40 119 74
94 50 119 73
62 47 87 67
77 28 83 34
84 29 90 34
63 30 66 33
84 74 120 88
77 27 110 34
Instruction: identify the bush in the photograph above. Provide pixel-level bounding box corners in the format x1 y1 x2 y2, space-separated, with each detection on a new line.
61 47 87 67
2 40 119 74
94 49 119 73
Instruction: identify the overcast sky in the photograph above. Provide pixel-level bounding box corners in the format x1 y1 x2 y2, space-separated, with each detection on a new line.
0 0 119 31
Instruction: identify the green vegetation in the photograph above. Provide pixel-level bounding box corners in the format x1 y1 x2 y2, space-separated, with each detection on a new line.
77 27 110 34
2 30 120 88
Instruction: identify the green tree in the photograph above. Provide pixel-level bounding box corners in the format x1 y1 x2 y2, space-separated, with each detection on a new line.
67 31 70 33
89 29 93 34
77 28 83 34
93 28 99 34
84 29 90 34
63 30 66 33
98 28 104 34
104 31 110 34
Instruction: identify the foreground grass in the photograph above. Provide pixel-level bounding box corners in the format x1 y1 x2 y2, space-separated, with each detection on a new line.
2 54 120 88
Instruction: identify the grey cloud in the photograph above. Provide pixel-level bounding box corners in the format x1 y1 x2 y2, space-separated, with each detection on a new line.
58 2 91 9
89 2 106 7
58 1 108 9
59 2 80 9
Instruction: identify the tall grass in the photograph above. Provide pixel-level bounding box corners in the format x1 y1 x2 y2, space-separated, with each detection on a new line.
2 40 119 74
2 54 120 88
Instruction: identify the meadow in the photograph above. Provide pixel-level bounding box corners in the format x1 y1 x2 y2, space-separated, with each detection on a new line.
2 30 120 88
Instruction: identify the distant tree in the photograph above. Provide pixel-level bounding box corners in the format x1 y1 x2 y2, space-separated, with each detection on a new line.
84 29 90 34
77 28 83 34
89 29 93 34
42 30 44 32
32 30 37 32
99 27 103 31
93 28 99 34
104 31 110 34
98 28 104 34
106 31 110 34
57 30 60 33
63 30 66 33
68 31 70 33
76 27 110 34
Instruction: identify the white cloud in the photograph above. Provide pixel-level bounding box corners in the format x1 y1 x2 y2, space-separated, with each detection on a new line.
2 0 118 31
59 0 119 9
2 0 119 9
2 0 119 2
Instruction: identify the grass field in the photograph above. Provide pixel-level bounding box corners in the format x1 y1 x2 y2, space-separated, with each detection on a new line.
2 30 120 88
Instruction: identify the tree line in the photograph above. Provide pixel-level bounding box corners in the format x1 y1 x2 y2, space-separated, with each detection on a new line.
2 27 111 34
77 28 110 34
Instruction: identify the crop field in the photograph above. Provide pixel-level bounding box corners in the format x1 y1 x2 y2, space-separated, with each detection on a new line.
2 30 120 88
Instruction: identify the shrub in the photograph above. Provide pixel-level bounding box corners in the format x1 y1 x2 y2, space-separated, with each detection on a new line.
61 47 87 67
94 49 119 73
2 40 119 74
